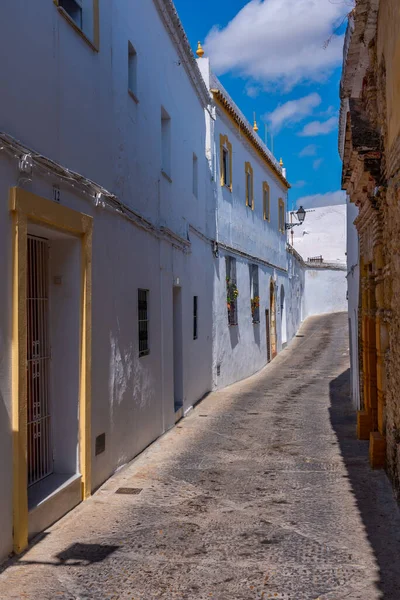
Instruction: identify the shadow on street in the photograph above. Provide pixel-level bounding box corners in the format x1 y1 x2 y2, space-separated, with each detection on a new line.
329 369 400 599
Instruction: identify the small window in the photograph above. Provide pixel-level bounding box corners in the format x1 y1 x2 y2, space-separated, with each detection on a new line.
193 154 198 198
226 256 238 326
220 134 232 190
161 107 171 179
263 182 270 221
128 42 138 101
250 264 260 323
59 0 82 27
193 296 198 340
138 289 149 357
245 162 254 209
279 198 285 233
55 0 99 49
223 148 229 184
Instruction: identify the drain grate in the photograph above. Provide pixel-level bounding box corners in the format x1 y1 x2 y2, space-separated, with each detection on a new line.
115 487 143 495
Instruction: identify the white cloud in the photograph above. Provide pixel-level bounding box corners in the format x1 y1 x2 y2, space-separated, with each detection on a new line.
245 84 261 98
266 93 321 132
296 190 346 208
298 116 338 136
299 144 317 157
313 158 324 170
204 0 352 90
292 180 307 188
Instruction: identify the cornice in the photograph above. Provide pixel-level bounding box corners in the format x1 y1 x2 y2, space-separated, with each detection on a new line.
211 90 290 190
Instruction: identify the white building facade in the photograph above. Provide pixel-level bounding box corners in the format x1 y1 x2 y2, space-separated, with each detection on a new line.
346 199 360 409
0 1 322 562
0 0 215 559
290 204 348 318
197 59 299 389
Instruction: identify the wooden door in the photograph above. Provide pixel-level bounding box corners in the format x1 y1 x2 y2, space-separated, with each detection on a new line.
270 282 277 359
265 309 271 362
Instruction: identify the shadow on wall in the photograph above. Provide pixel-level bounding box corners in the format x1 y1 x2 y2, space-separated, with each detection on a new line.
329 370 400 599
229 325 239 349
0 390 12 561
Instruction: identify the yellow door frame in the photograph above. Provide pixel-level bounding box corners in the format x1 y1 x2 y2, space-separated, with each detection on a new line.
10 186 93 554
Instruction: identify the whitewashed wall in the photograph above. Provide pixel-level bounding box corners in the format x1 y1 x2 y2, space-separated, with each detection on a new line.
197 59 298 389
347 199 360 408
0 0 342 562
0 0 213 559
291 204 347 265
304 269 348 317
287 251 306 341
0 160 13 561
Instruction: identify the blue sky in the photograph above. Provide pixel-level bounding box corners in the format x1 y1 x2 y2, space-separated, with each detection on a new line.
174 0 353 210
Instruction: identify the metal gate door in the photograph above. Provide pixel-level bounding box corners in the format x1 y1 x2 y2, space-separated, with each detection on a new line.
27 235 52 487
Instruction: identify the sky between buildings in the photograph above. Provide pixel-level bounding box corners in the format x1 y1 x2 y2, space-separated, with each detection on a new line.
174 0 354 210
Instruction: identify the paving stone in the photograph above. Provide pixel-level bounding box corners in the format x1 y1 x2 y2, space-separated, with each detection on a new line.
1 313 400 599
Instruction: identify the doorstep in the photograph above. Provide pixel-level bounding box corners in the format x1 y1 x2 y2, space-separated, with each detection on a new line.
28 473 82 540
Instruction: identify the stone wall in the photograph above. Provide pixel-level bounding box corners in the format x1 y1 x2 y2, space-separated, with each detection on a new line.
340 0 400 495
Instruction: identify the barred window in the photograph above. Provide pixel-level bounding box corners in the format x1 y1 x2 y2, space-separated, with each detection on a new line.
138 289 149 357
279 198 285 233
193 296 198 340
226 256 238 326
263 182 270 221
245 162 254 209
250 264 260 323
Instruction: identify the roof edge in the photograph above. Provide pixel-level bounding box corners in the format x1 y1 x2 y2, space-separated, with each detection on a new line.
153 0 212 108
210 81 290 189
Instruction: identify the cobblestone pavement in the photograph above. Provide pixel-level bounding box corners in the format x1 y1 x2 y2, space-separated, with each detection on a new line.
2 313 400 599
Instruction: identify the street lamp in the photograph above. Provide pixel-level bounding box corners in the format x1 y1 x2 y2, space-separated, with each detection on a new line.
285 205 306 230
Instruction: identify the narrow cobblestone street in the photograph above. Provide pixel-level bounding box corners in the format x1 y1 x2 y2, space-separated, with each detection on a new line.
1 313 400 599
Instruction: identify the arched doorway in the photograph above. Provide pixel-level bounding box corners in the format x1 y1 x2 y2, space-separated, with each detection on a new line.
270 281 277 359
281 285 287 345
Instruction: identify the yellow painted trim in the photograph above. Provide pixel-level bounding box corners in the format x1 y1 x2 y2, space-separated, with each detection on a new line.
80 226 92 499
278 198 285 233
245 161 254 210
212 91 290 190
10 187 92 234
53 0 100 52
10 199 28 554
9 187 93 553
263 181 270 221
219 134 233 191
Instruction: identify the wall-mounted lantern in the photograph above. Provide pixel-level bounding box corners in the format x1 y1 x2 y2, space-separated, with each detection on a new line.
285 205 306 230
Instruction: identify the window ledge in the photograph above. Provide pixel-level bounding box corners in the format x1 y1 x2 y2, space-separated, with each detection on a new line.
128 89 139 104
252 321 260 325
56 5 99 52
161 170 172 183
139 350 150 358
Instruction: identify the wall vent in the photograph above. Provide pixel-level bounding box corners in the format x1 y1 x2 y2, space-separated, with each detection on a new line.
217 364 221 376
